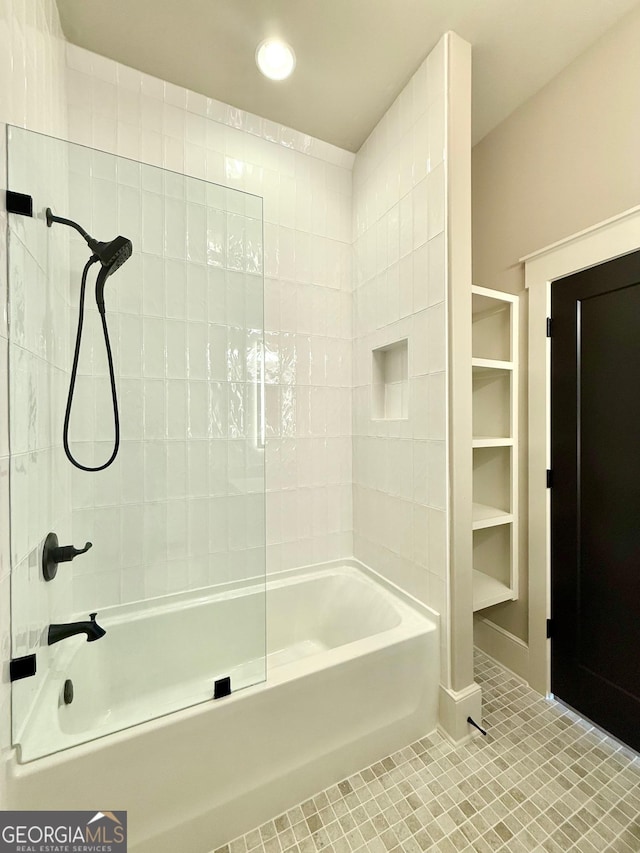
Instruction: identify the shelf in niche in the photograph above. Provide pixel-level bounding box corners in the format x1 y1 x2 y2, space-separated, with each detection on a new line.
472 287 514 362
472 437 514 448
472 358 513 373
472 569 514 611
472 290 511 317
472 503 513 530
372 339 408 421
473 367 511 437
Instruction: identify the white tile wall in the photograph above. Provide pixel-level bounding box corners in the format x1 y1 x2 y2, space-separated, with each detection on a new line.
58 151 266 612
63 45 355 580
0 0 68 797
351 37 450 672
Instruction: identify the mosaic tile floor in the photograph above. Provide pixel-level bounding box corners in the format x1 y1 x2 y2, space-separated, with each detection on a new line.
214 649 640 853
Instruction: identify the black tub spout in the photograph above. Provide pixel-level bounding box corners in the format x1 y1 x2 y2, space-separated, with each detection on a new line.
48 612 106 645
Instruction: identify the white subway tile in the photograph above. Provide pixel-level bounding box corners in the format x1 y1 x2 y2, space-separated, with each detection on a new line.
165 197 186 259
412 310 429 376
142 190 164 255
426 301 446 373
118 85 141 123
187 322 208 380
427 371 446 440
186 202 207 263
188 497 208 556
162 172 187 201
117 121 141 160
162 135 184 173
412 178 429 250
427 162 445 239
412 242 428 312
143 378 166 439
120 381 144 442
427 232 446 306
427 96 445 175
398 254 413 319
142 316 166 378
144 441 167 502
398 194 412 265
428 507 447 578
278 438 297 490
187 379 208 438
427 440 446 510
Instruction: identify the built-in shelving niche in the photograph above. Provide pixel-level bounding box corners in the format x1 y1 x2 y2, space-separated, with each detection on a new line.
471 286 519 612
473 524 515 611
473 445 513 529
372 339 408 420
472 365 512 440
472 292 512 361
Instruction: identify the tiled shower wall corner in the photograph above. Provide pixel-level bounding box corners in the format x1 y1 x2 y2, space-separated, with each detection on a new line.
64 44 354 579
0 0 68 795
352 37 449 672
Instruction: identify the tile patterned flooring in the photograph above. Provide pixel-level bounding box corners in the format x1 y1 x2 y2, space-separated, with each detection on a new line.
214 650 640 853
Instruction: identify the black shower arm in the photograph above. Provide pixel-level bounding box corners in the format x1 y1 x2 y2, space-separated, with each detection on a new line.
46 207 93 244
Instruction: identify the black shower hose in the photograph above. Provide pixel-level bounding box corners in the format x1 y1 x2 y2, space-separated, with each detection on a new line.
63 256 120 471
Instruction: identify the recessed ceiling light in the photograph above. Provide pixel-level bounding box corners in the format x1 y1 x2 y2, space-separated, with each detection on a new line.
255 39 296 81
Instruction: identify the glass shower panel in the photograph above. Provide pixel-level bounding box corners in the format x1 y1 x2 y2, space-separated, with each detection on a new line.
7 126 265 762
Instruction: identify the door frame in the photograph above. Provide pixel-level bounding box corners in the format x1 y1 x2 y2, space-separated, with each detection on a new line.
522 203 640 696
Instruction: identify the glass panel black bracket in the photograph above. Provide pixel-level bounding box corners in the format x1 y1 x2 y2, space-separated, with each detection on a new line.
6 190 33 217
213 676 231 699
10 654 36 681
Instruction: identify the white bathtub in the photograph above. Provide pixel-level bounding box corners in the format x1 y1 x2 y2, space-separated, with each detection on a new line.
8 561 439 852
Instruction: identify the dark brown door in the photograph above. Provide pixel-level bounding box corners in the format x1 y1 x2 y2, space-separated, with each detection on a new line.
551 249 640 752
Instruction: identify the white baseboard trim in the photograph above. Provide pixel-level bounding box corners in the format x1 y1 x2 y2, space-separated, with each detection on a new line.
473 616 529 682
438 681 483 744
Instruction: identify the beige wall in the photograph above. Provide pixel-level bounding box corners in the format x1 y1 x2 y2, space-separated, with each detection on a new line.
472 3 640 645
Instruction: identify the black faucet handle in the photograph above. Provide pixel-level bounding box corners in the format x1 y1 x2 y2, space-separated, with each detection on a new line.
90 612 98 621
55 542 92 562
43 532 93 581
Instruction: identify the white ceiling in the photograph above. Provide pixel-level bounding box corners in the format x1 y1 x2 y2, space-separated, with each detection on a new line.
56 0 640 151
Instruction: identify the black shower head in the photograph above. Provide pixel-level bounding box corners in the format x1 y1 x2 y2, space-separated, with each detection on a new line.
89 236 133 312
46 208 133 313
87 235 133 275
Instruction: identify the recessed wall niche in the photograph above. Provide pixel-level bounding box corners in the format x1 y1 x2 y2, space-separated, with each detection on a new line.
372 339 408 420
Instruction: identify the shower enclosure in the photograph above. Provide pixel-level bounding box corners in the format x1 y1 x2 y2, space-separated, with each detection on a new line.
6 126 266 761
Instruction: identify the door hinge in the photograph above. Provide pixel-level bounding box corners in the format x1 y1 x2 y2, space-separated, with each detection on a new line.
546 619 553 639
546 317 553 337
546 469 553 488
10 654 36 681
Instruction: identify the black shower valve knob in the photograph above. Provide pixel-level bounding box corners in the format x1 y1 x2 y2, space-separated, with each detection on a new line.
42 532 92 581
53 542 92 563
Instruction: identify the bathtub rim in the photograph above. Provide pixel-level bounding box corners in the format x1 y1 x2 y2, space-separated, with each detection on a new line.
67 557 440 627
10 558 440 769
